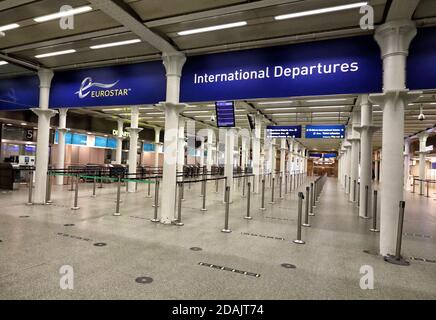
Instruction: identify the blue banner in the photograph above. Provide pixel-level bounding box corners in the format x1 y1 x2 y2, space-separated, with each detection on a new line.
266 125 301 138
408 27 436 90
50 61 166 108
0 75 39 110
305 125 345 139
181 35 382 102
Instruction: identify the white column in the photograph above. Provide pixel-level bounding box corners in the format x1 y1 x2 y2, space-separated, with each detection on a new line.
417 132 429 194
206 129 214 172
177 119 185 173
349 110 361 202
241 135 248 170
199 137 205 167
252 116 262 193
154 127 161 169
56 108 68 185
374 152 380 181
357 95 378 218
31 69 57 204
115 120 124 164
404 138 411 190
369 20 422 256
224 128 236 202
160 53 186 224
127 106 142 192
344 143 351 193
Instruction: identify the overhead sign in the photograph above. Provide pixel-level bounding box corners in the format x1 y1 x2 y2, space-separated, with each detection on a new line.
50 61 166 108
215 101 235 128
0 75 39 111
180 35 382 102
266 125 302 138
408 27 436 90
305 125 345 139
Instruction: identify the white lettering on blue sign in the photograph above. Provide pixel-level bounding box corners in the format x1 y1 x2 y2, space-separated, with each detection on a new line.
75 77 131 99
193 62 359 84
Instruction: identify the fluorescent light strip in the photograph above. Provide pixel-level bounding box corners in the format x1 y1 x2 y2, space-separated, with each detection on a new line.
0 23 20 32
264 108 296 111
275 2 368 20
35 49 76 58
34 6 92 22
0 61 8 66
90 39 141 50
258 101 293 105
306 99 349 103
183 111 210 114
308 106 347 109
178 21 247 36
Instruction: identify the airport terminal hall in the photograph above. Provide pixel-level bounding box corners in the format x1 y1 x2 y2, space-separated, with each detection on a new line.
1 0 436 305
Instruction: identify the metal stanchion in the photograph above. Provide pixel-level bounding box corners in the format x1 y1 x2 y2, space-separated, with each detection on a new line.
175 183 184 226
242 176 246 198
426 180 430 198
285 174 288 194
411 177 415 193
92 175 97 198
309 182 315 216
357 182 360 207
68 172 74 191
221 186 231 233
98 171 103 189
45 173 52 204
151 180 160 222
26 170 33 205
113 177 121 216
419 180 423 196
260 179 266 210
146 180 152 198
384 201 409 266
201 179 207 211
270 178 275 204
71 174 80 210
344 174 347 193
293 192 305 244
348 176 351 195
362 185 370 219
215 178 219 193
244 182 252 220
279 176 283 199
181 181 185 201
303 186 310 227
370 190 379 232
353 180 356 202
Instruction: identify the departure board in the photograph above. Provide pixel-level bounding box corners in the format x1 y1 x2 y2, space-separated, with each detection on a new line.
215 101 235 127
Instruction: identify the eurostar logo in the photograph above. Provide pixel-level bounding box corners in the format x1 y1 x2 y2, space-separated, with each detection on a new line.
75 77 131 99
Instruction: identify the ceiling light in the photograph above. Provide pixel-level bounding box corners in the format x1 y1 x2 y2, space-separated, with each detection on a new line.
306 98 349 103
264 108 296 111
0 61 8 66
271 113 295 116
90 39 141 50
0 23 20 32
6 123 13 126
35 49 76 58
308 106 347 109
258 100 293 105
143 112 163 115
275 2 368 20
178 21 247 36
20 122 27 126
311 112 342 115
33 6 92 23
183 111 210 114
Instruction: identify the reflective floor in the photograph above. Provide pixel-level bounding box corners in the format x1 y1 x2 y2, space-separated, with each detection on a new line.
0 177 435 299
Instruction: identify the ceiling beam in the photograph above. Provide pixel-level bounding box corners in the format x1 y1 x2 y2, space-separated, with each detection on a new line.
0 0 34 11
87 0 179 54
386 0 421 21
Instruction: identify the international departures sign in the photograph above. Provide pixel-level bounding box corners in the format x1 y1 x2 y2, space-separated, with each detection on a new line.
1 27 436 110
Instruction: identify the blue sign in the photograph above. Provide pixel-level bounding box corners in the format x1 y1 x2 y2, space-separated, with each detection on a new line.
181 35 382 102
266 125 301 138
143 143 155 152
432 163 436 170
50 61 166 108
71 133 87 145
305 125 345 139
107 138 117 149
409 27 436 90
0 75 39 110
323 153 337 158
215 101 235 127
309 153 322 158
95 136 107 148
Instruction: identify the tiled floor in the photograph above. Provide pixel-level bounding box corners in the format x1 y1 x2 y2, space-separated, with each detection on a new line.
0 176 435 299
